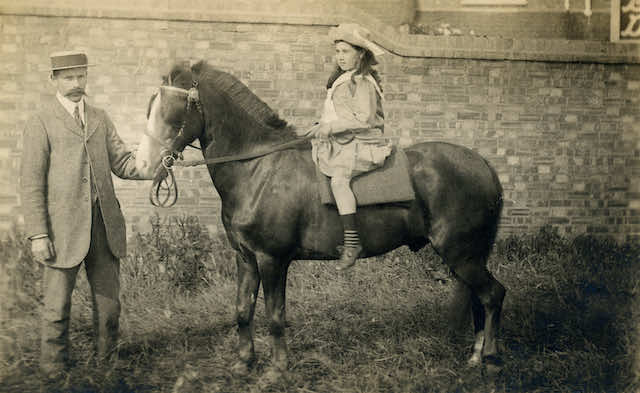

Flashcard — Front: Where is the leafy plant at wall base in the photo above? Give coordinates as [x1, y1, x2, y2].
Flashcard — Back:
[125, 213, 235, 293]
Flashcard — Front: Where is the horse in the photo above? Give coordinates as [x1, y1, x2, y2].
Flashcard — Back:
[135, 61, 506, 378]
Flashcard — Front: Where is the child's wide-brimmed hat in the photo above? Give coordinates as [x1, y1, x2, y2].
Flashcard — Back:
[328, 23, 385, 58]
[48, 51, 95, 71]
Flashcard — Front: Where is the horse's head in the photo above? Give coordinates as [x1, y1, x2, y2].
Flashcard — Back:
[135, 84, 203, 178]
[136, 60, 299, 180]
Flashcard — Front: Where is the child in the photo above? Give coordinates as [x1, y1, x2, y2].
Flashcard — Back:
[309, 24, 392, 270]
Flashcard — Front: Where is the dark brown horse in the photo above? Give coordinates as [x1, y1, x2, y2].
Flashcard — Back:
[136, 61, 505, 378]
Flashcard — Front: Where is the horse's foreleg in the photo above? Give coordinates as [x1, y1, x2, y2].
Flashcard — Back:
[233, 252, 260, 375]
[257, 252, 289, 373]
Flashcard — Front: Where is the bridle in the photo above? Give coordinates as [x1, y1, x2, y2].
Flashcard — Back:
[149, 81, 204, 207]
[152, 82, 203, 153]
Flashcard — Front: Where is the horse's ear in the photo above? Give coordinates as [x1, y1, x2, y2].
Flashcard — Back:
[191, 60, 205, 75]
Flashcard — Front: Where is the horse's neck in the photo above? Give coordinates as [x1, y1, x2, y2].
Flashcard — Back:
[199, 129, 302, 204]
[198, 130, 256, 198]
[204, 151, 264, 205]
[198, 94, 299, 198]
[205, 110, 295, 158]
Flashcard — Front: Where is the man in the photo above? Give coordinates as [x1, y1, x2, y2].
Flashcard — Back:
[20, 51, 152, 379]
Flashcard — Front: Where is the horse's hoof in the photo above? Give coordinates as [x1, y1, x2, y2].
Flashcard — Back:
[483, 355, 504, 376]
[230, 360, 252, 377]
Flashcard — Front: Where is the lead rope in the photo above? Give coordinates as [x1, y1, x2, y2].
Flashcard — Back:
[149, 153, 180, 207]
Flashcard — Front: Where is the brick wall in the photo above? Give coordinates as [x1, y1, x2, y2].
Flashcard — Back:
[1, 13, 639, 242]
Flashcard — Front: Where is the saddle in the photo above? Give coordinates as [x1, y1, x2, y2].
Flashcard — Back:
[317, 146, 415, 206]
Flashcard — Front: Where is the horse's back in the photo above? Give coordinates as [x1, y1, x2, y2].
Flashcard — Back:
[405, 142, 503, 263]
[405, 141, 502, 196]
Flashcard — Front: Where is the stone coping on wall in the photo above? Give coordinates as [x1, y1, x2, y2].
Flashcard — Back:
[1, 2, 639, 64]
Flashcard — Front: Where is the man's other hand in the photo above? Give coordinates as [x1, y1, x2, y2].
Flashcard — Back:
[31, 237, 56, 263]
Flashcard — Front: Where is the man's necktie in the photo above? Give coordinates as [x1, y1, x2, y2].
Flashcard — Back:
[74, 104, 97, 201]
[73, 105, 84, 130]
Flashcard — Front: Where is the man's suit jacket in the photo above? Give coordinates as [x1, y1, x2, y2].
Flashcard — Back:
[20, 98, 149, 268]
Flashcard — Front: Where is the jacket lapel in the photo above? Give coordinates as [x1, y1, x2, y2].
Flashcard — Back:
[53, 99, 84, 137]
[84, 104, 102, 140]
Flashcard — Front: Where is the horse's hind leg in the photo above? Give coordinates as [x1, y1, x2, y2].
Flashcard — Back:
[232, 252, 260, 375]
[450, 276, 486, 365]
[451, 262, 505, 367]
[448, 279, 471, 335]
[467, 284, 487, 365]
[469, 291, 486, 364]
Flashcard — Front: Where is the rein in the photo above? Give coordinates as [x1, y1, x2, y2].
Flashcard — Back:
[150, 134, 313, 208]
[172, 135, 313, 167]
[171, 130, 404, 168]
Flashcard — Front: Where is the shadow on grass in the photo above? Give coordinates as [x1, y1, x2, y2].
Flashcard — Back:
[492, 229, 639, 392]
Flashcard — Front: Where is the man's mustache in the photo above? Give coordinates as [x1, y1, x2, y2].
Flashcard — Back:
[65, 88, 85, 97]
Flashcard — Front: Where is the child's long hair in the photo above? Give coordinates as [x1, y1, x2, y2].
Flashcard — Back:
[326, 42, 382, 93]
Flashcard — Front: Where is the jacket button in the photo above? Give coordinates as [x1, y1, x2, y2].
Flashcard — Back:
[82, 177, 88, 183]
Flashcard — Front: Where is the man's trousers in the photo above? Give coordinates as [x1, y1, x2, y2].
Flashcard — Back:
[40, 203, 120, 374]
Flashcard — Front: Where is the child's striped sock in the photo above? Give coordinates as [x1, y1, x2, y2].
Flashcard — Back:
[344, 229, 360, 249]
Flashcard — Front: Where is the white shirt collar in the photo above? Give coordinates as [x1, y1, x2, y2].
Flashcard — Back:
[56, 92, 85, 123]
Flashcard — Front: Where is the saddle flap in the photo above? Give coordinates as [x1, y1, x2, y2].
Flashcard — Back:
[317, 146, 415, 206]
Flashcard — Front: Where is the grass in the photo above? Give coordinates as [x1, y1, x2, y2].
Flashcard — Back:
[1, 219, 639, 392]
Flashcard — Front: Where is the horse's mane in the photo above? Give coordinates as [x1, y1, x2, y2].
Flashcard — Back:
[163, 60, 311, 154]
[165, 60, 290, 131]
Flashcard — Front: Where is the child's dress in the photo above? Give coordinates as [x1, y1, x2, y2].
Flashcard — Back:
[312, 70, 392, 179]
